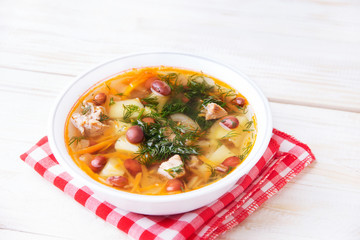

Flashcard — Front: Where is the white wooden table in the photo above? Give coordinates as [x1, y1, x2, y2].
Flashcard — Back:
[1, 0, 359, 239]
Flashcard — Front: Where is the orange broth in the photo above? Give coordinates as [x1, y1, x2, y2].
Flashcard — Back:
[65, 66, 256, 195]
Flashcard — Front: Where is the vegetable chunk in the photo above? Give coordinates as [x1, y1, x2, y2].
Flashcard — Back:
[100, 158, 124, 178]
[115, 135, 139, 153]
[108, 98, 144, 119]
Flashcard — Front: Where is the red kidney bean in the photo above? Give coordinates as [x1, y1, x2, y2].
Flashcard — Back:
[126, 126, 144, 144]
[232, 97, 246, 107]
[107, 176, 128, 188]
[145, 76, 159, 89]
[151, 80, 171, 96]
[89, 156, 107, 173]
[166, 179, 184, 192]
[124, 158, 142, 177]
[93, 92, 107, 105]
[220, 116, 239, 129]
[222, 156, 240, 168]
[142, 117, 155, 124]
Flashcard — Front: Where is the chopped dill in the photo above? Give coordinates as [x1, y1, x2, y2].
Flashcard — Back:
[202, 96, 225, 108]
[164, 164, 184, 178]
[244, 120, 253, 129]
[217, 130, 240, 148]
[116, 93, 124, 96]
[133, 119, 200, 165]
[159, 73, 178, 83]
[226, 166, 234, 174]
[243, 129, 254, 132]
[194, 116, 215, 131]
[159, 73, 185, 94]
[237, 105, 248, 114]
[167, 119, 199, 144]
[216, 84, 236, 100]
[161, 99, 187, 117]
[220, 130, 240, 139]
[68, 136, 86, 146]
[81, 105, 91, 115]
[186, 76, 214, 98]
[205, 163, 216, 178]
[123, 104, 140, 122]
[136, 108, 145, 120]
[99, 112, 109, 122]
[142, 95, 159, 110]
[109, 97, 115, 106]
[238, 141, 253, 160]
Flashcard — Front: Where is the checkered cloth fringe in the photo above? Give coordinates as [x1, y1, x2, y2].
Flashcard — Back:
[20, 129, 315, 240]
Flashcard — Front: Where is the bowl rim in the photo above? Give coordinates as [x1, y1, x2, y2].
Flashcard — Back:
[48, 51, 273, 203]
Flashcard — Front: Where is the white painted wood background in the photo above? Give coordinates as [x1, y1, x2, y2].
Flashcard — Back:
[1, 0, 359, 239]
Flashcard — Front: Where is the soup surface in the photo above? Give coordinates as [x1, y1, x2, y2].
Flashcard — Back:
[65, 67, 256, 195]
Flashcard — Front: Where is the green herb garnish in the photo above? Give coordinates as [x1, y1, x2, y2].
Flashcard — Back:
[202, 96, 225, 108]
[220, 130, 240, 140]
[159, 73, 184, 94]
[186, 75, 214, 98]
[134, 119, 200, 165]
[137, 108, 145, 120]
[164, 164, 184, 178]
[123, 104, 140, 122]
[109, 97, 115, 106]
[142, 95, 159, 110]
[242, 129, 254, 132]
[161, 99, 187, 117]
[81, 105, 91, 115]
[226, 166, 234, 174]
[68, 136, 86, 146]
[238, 141, 253, 160]
[244, 120, 253, 129]
[99, 112, 109, 122]
[237, 105, 248, 114]
[205, 163, 216, 178]
[216, 84, 236, 100]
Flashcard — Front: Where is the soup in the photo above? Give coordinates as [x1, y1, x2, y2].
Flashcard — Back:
[65, 67, 256, 195]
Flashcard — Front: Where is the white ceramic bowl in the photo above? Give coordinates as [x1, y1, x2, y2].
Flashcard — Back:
[48, 52, 272, 215]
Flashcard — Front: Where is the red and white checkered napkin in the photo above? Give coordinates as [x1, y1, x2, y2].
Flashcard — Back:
[20, 129, 315, 240]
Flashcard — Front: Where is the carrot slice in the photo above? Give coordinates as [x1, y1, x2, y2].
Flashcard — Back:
[75, 136, 118, 155]
[198, 155, 216, 167]
[131, 172, 142, 193]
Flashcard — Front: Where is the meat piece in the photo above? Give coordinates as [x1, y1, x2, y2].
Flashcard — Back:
[205, 103, 228, 120]
[71, 102, 107, 137]
[158, 155, 185, 179]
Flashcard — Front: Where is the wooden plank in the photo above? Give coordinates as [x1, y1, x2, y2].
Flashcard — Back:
[0, 72, 359, 239]
[0, 0, 359, 112]
[0, 229, 68, 240]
